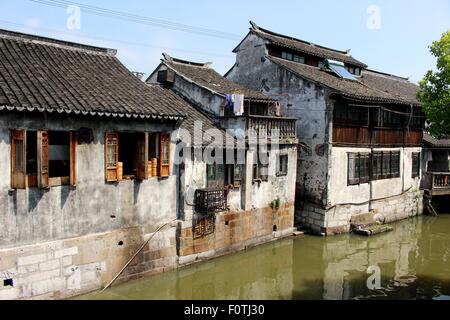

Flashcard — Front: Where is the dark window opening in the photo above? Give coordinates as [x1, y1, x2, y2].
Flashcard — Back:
[253, 148, 269, 182]
[118, 132, 139, 177]
[273, 225, 278, 232]
[281, 51, 305, 64]
[149, 132, 160, 176]
[412, 152, 420, 178]
[333, 101, 369, 126]
[277, 154, 288, 176]
[48, 131, 70, 179]
[26, 131, 37, 175]
[207, 162, 225, 189]
[3, 279, 13, 287]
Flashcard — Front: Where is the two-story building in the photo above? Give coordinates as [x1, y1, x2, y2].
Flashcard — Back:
[226, 22, 425, 235]
[147, 54, 298, 265]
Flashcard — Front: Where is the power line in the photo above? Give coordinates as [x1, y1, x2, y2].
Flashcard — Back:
[0, 20, 235, 60]
[28, 0, 242, 41]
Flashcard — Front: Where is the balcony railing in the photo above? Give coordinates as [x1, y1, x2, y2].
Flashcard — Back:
[247, 116, 297, 140]
[333, 126, 423, 147]
[194, 188, 227, 215]
[424, 172, 450, 195]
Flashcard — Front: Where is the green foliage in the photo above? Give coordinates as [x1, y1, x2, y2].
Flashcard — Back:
[417, 30, 450, 137]
[270, 198, 281, 210]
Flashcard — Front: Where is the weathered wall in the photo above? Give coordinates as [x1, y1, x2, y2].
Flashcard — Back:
[299, 146, 424, 235]
[178, 203, 294, 267]
[227, 34, 331, 209]
[148, 65, 225, 117]
[0, 224, 177, 300]
[328, 147, 422, 205]
[0, 111, 178, 249]
[245, 146, 298, 210]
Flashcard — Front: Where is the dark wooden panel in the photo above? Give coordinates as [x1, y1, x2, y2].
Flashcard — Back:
[332, 127, 370, 145]
[333, 126, 423, 147]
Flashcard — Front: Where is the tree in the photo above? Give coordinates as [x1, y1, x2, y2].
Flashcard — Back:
[417, 30, 450, 137]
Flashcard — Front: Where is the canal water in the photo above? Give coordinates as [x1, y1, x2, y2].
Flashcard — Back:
[78, 215, 450, 300]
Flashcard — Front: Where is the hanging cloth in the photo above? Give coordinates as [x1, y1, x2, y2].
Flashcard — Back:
[226, 94, 233, 113]
[233, 94, 245, 116]
[275, 102, 281, 117]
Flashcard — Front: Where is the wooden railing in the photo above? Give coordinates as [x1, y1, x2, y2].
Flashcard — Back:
[333, 126, 423, 147]
[194, 188, 227, 214]
[246, 116, 297, 140]
[424, 172, 450, 195]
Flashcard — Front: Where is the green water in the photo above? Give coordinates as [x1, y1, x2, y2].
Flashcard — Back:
[78, 215, 450, 300]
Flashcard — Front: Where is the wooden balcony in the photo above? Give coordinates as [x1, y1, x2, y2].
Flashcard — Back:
[219, 116, 297, 144]
[424, 172, 450, 196]
[247, 116, 297, 141]
[333, 126, 423, 147]
[194, 188, 227, 214]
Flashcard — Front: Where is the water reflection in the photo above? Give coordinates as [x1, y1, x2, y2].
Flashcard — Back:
[79, 216, 450, 300]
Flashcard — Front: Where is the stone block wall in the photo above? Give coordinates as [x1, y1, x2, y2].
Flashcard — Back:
[178, 203, 295, 266]
[298, 190, 423, 236]
[0, 225, 178, 300]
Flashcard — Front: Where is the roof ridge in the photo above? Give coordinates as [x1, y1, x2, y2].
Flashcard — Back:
[0, 28, 116, 56]
[250, 21, 351, 56]
[162, 53, 211, 68]
[364, 68, 411, 82]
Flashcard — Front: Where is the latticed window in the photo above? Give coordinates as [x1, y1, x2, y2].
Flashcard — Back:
[348, 153, 370, 185]
[412, 152, 420, 178]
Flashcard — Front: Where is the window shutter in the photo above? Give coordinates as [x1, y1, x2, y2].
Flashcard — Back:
[37, 130, 49, 189]
[105, 133, 119, 182]
[11, 129, 26, 189]
[70, 131, 77, 186]
[136, 132, 149, 180]
[159, 133, 170, 177]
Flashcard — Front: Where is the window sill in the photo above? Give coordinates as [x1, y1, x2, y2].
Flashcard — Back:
[49, 176, 70, 187]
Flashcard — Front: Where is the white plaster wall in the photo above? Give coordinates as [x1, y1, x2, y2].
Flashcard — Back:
[0, 112, 178, 249]
[246, 146, 297, 210]
[328, 146, 422, 207]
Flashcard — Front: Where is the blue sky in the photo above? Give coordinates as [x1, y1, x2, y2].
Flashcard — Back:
[0, 0, 449, 83]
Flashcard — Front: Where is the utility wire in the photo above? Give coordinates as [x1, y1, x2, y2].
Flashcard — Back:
[0, 20, 235, 60]
[28, 0, 242, 41]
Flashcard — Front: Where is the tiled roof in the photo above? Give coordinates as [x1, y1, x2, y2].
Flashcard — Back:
[361, 70, 419, 105]
[424, 133, 450, 148]
[244, 21, 367, 68]
[0, 29, 186, 120]
[158, 55, 275, 102]
[267, 56, 420, 106]
[147, 84, 236, 147]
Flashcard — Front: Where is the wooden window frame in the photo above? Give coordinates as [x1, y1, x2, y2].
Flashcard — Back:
[277, 154, 288, 176]
[105, 133, 119, 182]
[348, 152, 371, 186]
[12, 129, 76, 189]
[159, 133, 171, 177]
[11, 129, 26, 189]
[412, 152, 420, 178]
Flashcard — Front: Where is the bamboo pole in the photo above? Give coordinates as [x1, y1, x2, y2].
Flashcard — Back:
[101, 218, 179, 292]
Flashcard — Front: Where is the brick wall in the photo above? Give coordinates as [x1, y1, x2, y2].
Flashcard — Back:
[178, 203, 295, 266]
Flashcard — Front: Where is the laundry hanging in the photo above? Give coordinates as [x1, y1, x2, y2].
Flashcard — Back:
[232, 94, 245, 116]
[225, 94, 233, 113]
[275, 102, 281, 117]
